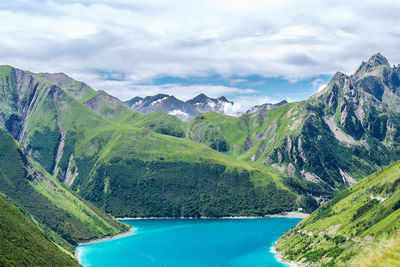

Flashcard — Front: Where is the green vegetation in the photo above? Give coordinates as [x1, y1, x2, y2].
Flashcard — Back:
[0, 54, 400, 264]
[122, 111, 187, 138]
[67, 124, 296, 216]
[0, 195, 80, 266]
[28, 126, 60, 172]
[84, 159, 296, 217]
[276, 161, 400, 266]
[0, 65, 299, 217]
[0, 126, 129, 255]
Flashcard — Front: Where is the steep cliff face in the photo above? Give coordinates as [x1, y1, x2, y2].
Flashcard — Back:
[184, 54, 400, 207]
[266, 53, 400, 200]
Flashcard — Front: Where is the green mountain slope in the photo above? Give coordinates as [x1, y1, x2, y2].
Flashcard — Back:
[77, 127, 296, 217]
[2, 53, 397, 219]
[0, 126, 129, 254]
[184, 53, 400, 207]
[275, 160, 400, 266]
[348, 231, 400, 266]
[0, 195, 80, 266]
[0, 65, 298, 217]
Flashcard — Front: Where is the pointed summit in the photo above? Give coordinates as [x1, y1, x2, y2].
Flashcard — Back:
[367, 52, 390, 67]
[353, 53, 390, 78]
[187, 93, 209, 103]
[217, 96, 231, 103]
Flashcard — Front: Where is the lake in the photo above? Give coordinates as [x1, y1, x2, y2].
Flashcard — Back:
[77, 217, 301, 267]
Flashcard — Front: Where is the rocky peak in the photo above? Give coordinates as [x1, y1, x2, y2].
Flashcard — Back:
[330, 71, 349, 85]
[367, 52, 390, 67]
[187, 94, 232, 105]
[147, 94, 170, 101]
[217, 96, 232, 104]
[353, 53, 390, 79]
[188, 93, 208, 103]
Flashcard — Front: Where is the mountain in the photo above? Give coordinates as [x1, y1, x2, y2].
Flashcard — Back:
[124, 93, 235, 121]
[124, 94, 199, 121]
[275, 160, 400, 266]
[185, 53, 400, 208]
[125, 93, 288, 120]
[0, 126, 129, 255]
[186, 93, 233, 114]
[0, 195, 80, 266]
[245, 100, 288, 114]
[0, 65, 298, 218]
[0, 52, 397, 222]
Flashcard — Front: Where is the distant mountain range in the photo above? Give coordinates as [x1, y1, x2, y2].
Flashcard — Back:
[124, 93, 287, 121]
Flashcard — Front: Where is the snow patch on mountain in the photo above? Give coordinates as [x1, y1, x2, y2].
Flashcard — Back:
[168, 109, 190, 121]
[124, 93, 287, 120]
[151, 96, 169, 106]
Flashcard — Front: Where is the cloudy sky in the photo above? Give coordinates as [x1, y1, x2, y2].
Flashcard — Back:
[1, 0, 400, 111]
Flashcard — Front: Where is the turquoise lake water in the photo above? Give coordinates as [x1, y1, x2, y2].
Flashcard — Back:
[77, 218, 301, 267]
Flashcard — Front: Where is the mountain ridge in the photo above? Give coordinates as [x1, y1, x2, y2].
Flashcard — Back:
[0, 64, 299, 219]
[1, 53, 398, 212]
[0, 52, 398, 217]
[124, 93, 287, 120]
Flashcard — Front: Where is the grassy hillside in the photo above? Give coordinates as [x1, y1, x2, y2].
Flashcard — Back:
[182, 55, 400, 209]
[0, 65, 299, 218]
[348, 232, 400, 266]
[121, 111, 188, 138]
[0, 53, 396, 218]
[0, 126, 129, 254]
[67, 122, 297, 217]
[275, 160, 400, 266]
[34, 58, 398, 212]
[0, 195, 80, 266]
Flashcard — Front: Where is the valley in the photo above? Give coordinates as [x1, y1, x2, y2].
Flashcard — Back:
[1, 53, 400, 265]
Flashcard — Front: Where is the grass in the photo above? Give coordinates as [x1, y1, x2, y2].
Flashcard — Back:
[0, 195, 80, 266]
[276, 161, 400, 266]
[0, 126, 129, 254]
[10, 69, 298, 217]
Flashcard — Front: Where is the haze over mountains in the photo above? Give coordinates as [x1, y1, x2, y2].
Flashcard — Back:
[124, 93, 287, 121]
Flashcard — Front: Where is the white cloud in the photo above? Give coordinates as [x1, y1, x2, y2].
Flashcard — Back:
[0, 0, 400, 99]
[312, 78, 328, 92]
[317, 84, 328, 92]
[222, 95, 281, 116]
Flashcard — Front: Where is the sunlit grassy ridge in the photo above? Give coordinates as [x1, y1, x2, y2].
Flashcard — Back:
[276, 161, 400, 266]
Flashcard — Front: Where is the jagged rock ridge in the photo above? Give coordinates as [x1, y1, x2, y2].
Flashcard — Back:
[125, 93, 286, 121]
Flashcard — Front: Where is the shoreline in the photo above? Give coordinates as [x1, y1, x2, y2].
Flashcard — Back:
[116, 211, 309, 220]
[74, 213, 307, 264]
[74, 227, 136, 262]
[271, 245, 304, 267]
[77, 227, 136, 246]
